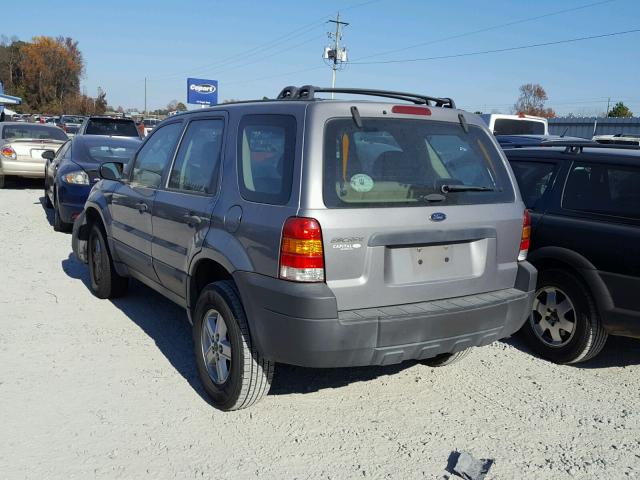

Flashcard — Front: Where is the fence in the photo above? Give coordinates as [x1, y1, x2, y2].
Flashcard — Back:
[548, 117, 640, 139]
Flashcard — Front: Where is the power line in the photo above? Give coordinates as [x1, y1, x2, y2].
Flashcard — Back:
[348, 28, 640, 65]
[352, 0, 617, 62]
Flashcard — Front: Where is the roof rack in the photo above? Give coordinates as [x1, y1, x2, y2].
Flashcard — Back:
[276, 85, 456, 108]
[500, 138, 640, 152]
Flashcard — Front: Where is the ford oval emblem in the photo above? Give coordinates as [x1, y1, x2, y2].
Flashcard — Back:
[430, 212, 447, 222]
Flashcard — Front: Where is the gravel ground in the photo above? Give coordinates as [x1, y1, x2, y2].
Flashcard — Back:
[1, 179, 639, 480]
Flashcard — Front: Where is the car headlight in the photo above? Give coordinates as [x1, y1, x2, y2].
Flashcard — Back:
[63, 170, 90, 185]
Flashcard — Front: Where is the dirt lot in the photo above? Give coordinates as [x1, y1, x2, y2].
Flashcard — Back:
[0, 179, 638, 480]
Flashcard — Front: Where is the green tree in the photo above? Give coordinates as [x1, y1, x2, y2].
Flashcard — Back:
[607, 101, 633, 118]
[175, 102, 187, 111]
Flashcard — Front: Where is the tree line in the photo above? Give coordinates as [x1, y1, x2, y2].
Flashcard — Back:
[0, 35, 106, 115]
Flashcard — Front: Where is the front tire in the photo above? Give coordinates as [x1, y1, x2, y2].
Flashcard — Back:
[193, 281, 274, 411]
[87, 223, 128, 299]
[53, 190, 72, 232]
[521, 269, 607, 364]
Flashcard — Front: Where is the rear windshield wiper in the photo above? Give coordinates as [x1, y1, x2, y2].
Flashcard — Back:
[441, 184, 495, 193]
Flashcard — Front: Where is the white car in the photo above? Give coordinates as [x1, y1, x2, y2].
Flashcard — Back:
[592, 134, 640, 146]
[481, 113, 548, 136]
[142, 118, 159, 136]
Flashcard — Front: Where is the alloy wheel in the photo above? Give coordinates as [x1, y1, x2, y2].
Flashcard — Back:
[530, 287, 577, 347]
[200, 309, 232, 384]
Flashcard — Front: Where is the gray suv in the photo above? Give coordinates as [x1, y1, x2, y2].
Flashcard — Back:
[72, 86, 536, 410]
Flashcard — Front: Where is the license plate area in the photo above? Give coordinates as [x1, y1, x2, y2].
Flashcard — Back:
[30, 149, 46, 159]
[384, 239, 488, 285]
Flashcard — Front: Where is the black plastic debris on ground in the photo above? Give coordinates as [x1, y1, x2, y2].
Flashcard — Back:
[445, 451, 494, 480]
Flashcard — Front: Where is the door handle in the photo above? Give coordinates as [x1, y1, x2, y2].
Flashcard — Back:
[136, 202, 148, 213]
[184, 213, 201, 228]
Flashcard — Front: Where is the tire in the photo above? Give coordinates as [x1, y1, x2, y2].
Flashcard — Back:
[520, 269, 607, 364]
[422, 348, 471, 367]
[87, 223, 128, 299]
[53, 190, 72, 232]
[193, 281, 274, 411]
[0, 175, 4, 189]
[44, 189, 53, 208]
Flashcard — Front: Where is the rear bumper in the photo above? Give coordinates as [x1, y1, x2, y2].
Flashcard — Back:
[0, 158, 45, 178]
[234, 261, 537, 368]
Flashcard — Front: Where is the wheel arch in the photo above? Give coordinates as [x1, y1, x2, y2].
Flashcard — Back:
[528, 246, 614, 316]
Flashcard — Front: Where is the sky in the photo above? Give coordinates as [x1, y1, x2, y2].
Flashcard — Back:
[4, 0, 640, 115]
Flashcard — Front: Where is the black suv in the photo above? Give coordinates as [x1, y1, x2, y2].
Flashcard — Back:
[503, 140, 639, 363]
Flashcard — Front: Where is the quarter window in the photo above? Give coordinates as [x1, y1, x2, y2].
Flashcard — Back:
[169, 119, 224, 194]
[563, 162, 640, 219]
[238, 114, 296, 204]
[131, 122, 183, 188]
[509, 161, 557, 210]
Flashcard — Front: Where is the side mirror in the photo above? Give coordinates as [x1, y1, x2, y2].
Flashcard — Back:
[42, 150, 56, 161]
[99, 161, 124, 181]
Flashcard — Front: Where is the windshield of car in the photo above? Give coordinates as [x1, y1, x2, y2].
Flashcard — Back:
[2, 124, 68, 141]
[323, 118, 513, 208]
[85, 118, 139, 137]
[493, 119, 545, 135]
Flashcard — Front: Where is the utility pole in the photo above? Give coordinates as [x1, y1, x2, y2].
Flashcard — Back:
[606, 97, 610, 116]
[144, 77, 147, 116]
[325, 13, 349, 99]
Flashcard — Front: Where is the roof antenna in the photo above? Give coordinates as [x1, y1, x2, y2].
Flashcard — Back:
[560, 127, 569, 138]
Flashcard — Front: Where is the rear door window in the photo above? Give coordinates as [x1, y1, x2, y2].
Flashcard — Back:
[323, 118, 514, 208]
[237, 114, 296, 204]
[509, 160, 558, 210]
[168, 119, 224, 194]
[563, 162, 640, 220]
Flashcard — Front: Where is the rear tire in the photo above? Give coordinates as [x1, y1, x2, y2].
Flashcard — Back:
[44, 189, 53, 208]
[87, 223, 128, 299]
[422, 348, 471, 367]
[193, 281, 274, 411]
[520, 269, 607, 364]
[0, 175, 4, 189]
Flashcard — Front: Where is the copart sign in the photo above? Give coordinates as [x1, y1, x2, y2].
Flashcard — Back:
[187, 78, 218, 106]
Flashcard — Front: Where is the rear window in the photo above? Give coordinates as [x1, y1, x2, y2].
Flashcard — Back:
[61, 116, 84, 124]
[83, 142, 138, 164]
[493, 119, 545, 135]
[323, 118, 514, 208]
[85, 118, 139, 137]
[2, 124, 68, 141]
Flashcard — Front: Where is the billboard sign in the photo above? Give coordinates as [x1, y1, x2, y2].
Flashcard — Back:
[187, 78, 218, 106]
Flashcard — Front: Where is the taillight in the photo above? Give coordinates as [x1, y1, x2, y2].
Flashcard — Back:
[279, 217, 325, 282]
[518, 209, 531, 261]
[1, 146, 16, 159]
[61, 124, 68, 132]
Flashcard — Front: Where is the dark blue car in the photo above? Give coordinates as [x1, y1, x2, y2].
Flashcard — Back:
[44, 135, 141, 231]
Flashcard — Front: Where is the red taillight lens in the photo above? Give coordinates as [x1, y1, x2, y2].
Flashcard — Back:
[279, 217, 325, 282]
[1, 146, 16, 159]
[391, 105, 431, 116]
[61, 124, 68, 132]
[518, 209, 531, 261]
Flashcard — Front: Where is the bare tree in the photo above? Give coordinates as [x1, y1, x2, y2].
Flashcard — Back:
[513, 83, 556, 118]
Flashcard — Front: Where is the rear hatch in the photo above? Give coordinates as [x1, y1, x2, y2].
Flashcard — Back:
[301, 106, 524, 311]
[2, 124, 67, 161]
[10, 138, 65, 161]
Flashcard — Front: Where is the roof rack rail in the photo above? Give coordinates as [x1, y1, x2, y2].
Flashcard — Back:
[276, 85, 456, 108]
[500, 138, 640, 152]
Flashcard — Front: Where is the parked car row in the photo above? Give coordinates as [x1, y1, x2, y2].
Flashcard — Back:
[7, 86, 637, 412]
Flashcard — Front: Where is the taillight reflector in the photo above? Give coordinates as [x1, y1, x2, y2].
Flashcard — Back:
[391, 105, 431, 116]
[518, 209, 531, 261]
[279, 217, 325, 282]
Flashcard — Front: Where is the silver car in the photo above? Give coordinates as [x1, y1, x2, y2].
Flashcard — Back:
[72, 85, 537, 410]
[0, 122, 68, 188]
